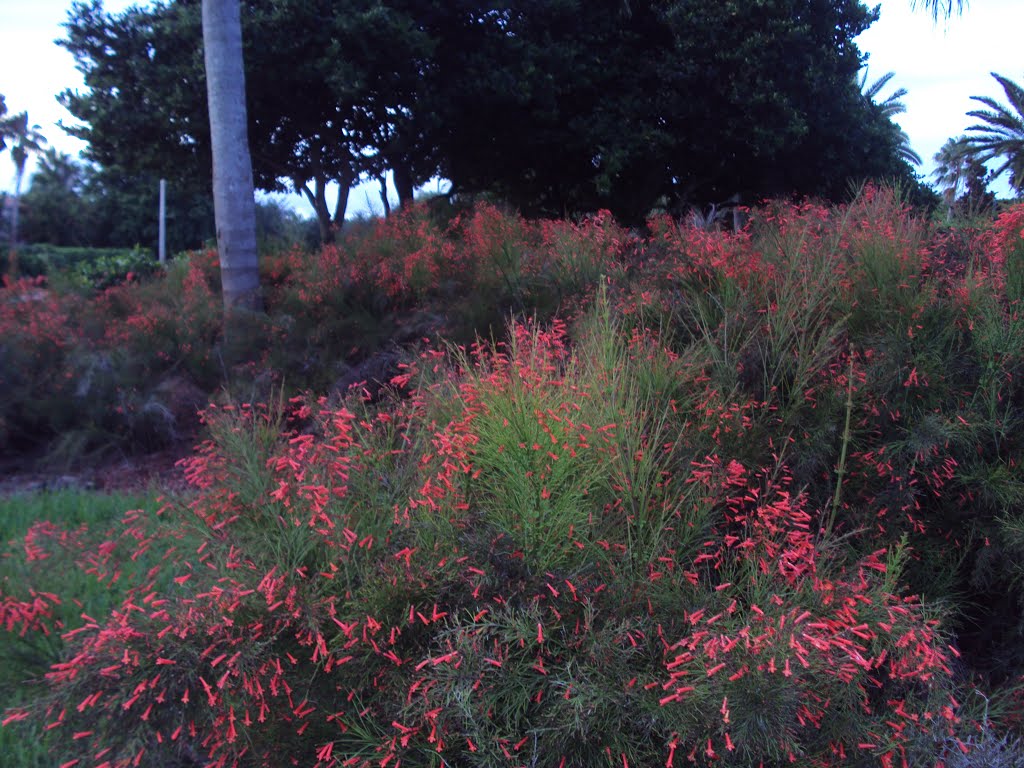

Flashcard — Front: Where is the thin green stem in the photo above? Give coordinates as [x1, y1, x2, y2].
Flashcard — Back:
[825, 350, 854, 541]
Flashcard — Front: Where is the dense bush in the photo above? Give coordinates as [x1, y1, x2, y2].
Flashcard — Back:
[2, 245, 159, 288]
[2, 191, 1024, 767]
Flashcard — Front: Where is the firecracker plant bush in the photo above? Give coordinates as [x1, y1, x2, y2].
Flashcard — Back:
[3, 187, 1024, 766]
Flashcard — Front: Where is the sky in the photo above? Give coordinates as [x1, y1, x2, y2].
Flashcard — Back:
[0, 0, 1022, 218]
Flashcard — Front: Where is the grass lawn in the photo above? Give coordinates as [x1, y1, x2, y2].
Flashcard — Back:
[0, 489, 193, 767]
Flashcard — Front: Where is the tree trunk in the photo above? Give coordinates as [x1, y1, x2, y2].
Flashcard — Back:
[298, 180, 334, 245]
[314, 201, 333, 244]
[7, 164, 24, 275]
[393, 160, 415, 207]
[377, 174, 391, 218]
[9, 193, 19, 249]
[333, 172, 352, 231]
[202, 0, 261, 314]
[299, 168, 352, 244]
[299, 179, 333, 245]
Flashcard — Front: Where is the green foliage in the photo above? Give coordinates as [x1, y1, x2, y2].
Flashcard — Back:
[968, 73, 1024, 195]
[434, 0, 927, 219]
[16, 152, 216, 254]
[59, 0, 925, 227]
[0, 490, 179, 767]
[15, 149, 88, 247]
[933, 136, 999, 221]
[6, 192, 1024, 768]
[78, 165, 216, 254]
[59, 0, 434, 241]
[254, 198, 318, 254]
[1, 244, 159, 288]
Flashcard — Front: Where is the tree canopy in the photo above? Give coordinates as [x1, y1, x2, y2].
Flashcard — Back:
[428, 0, 924, 218]
[59, 0, 924, 227]
[19, 159, 216, 251]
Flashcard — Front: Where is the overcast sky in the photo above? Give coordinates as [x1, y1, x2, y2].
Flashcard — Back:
[1, 0, 1022, 216]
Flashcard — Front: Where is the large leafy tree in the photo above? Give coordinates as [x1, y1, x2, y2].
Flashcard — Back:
[60, 0, 437, 243]
[428, 0, 920, 219]
[60, 2, 210, 196]
[967, 72, 1024, 195]
[80, 165, 216, 251]
[61, 0, 920, 226]
[22, 162, 216, 251]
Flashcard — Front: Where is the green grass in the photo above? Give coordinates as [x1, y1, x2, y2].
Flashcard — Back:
[0, 489, 190, 768]
[0, 489, 157, 542]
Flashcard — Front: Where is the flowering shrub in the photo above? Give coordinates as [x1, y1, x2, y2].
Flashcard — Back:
[93, 251, 223, 387]
[0, 276, 82, 449]
[2, 308, 972, 768]
[4, 190, 1024, 766]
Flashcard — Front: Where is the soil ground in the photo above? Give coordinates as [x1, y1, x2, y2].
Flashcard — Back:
[0, 444, 194, 496]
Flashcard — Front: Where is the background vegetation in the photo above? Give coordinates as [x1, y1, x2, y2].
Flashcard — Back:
[1, 189, 1024, 767]
[4, 1, 1024, 766]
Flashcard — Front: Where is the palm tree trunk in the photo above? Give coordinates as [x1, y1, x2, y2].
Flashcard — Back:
[8, 165, 24, 275]
[10, 190, 19, 248]
[202, 0, 261, 314]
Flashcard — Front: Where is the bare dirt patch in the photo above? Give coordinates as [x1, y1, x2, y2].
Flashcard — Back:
[0, 445, 195, 496]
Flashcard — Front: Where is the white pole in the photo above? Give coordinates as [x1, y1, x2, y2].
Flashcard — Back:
[158, 179, 167, 264]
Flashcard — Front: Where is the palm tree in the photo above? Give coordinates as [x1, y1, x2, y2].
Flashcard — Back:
[1, 111, 48, 249]
[966, 72, 1024, 195]
[932, 136, 974, 200]
[202, 0, 262, 314]
[911, 0, 968, 21]
[859, 68, 922, 166]
[31, 148, 82, 192]
[0, 94, 9, 150]
[931, 136, 982, 219]
[19, 149, 88, 245]
[859, 70, 908, 120]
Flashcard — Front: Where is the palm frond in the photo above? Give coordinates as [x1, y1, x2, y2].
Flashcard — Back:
[967, 107, 1024, 133]
[860, 70, 895, 101]
[966, 72, 1024, 193]
[910, 0, 969, 22]
[899, 146, 923, 166]
[858, 68, 910, 120]
[992, 72, 1024, 116]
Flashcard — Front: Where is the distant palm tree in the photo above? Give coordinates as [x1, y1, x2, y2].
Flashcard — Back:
[967, 72, 1024, 194]
[0, 94, 9, 150]
[911, 0, 968, 21]
[31, 148, 82, 192]
[1, 111, 47, 249]
[932, 136, 974, 202]
[859, 68, 922, 166]
[20, 149, 87, 246]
